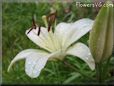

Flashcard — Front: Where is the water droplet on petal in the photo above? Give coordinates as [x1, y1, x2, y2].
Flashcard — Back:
[86, 57, 89, 60]
[88, 53, 91, 56]
[33, 70, 38, 75]
[28, 62, 32, 65]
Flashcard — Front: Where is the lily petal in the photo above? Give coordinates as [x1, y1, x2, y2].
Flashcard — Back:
[54, 18, 94, 48]
[66, 42, 95, 70]
[67, 18, 94, 47]
[8, 49, 63, 78]
[25, 50, 65, 78]
[7, 49, 48, 72]
[54, 22, 72, 48]
[25, 53, 49, 78]
[26, 27, 55, 52]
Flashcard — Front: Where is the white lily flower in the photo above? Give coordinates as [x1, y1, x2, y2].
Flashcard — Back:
[8, 18, 95, 78]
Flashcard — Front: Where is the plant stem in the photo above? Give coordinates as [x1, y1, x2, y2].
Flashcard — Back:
[95, 57, 112, 83]
[95, 62, 102, 83]
[102, 57, 111, 80]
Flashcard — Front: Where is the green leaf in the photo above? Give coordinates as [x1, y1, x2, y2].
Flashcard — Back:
[63, 72, 80, 84]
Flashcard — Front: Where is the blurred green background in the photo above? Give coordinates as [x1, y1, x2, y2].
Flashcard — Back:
[2, 1, 114, 85]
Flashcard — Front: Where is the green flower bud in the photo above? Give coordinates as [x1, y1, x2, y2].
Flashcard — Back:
[89, 1, 114, 63]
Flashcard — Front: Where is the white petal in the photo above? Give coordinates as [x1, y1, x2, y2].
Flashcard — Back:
[7, 49, 48, 72]
[26, 27, 55, 52]
[25, 50, 61, 78]
[66, 42, 95, 70]
[54, 23, 72, 37]
[54, 19, 94, 48]
[8, 49, 62, 78]
[67, 18, 94, 46]
[54, 22, 72, 47]
[25, 53, 49, 78]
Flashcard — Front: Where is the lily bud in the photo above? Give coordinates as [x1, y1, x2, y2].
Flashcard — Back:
[89, 1, 114, 63]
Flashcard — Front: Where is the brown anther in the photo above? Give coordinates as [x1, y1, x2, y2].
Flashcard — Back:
[47, 11, 57, 24]
[38, 26, 41, 36]
[27, 28, 33, 34]
[47, 11, 57, 32]
[48, 23, 51, 32]
[27, 15, 37, 34]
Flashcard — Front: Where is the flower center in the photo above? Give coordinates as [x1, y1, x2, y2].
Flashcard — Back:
[28, 11, 57, 36]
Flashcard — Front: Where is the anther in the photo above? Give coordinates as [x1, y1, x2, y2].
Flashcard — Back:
[27, 15, 37, 34]
[47, 11, 57, 32]
[37, 26, 41, 36]
[47, 12, 56, 24]
[27, 28, 33, 34]
[48, 23, 51, 32]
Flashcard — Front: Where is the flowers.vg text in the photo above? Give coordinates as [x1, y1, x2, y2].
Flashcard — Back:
[76, 2, 114, 8]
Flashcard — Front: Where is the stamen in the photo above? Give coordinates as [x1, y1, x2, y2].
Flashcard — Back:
[42, 15, 48, 28]
[47, 12, 56, 24]
[48, 23, 51, 32]
[27, 15, 37, 34]
[27, 28, 33, 34]
[32, 15, 37, 29]
[38, 26, 41, 36]
[47, 11, 57, 32]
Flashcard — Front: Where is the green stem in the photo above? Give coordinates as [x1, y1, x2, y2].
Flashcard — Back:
[95, 62, 102, 83]
[102, 57, 111, 81]
[95, 57, 111, 83]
